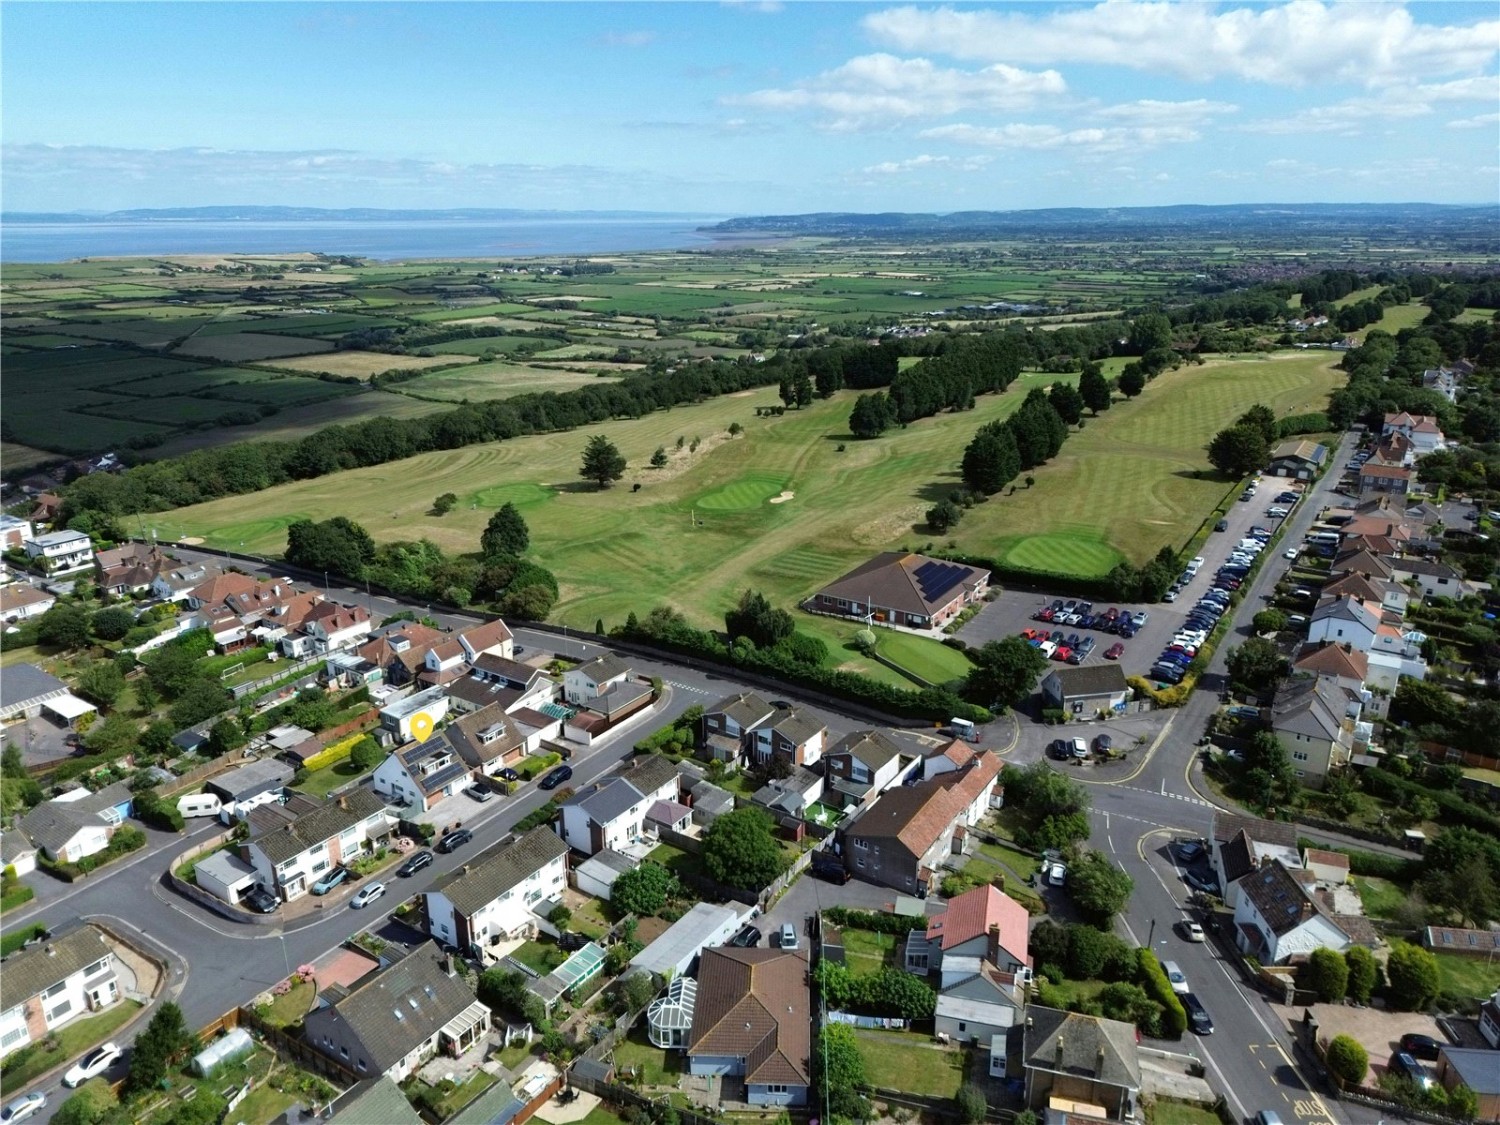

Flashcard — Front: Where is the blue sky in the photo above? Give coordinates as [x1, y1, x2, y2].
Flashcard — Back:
[3, 1, 1496, 213]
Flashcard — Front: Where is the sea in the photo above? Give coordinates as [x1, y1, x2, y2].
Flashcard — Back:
[0, 216, 738, 263]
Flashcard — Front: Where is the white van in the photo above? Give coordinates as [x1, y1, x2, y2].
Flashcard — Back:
[176, 793, 223, 819]
[1307, 531, 1340, 545]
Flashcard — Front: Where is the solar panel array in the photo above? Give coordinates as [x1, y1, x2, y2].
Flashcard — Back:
[912, 560, 970, 605]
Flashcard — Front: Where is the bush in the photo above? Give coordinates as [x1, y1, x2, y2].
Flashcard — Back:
[1137, 948, 1187, 1037]
[1303, 948, 1349, 1003]
[1326, 1034, 1368, 1086]
[1386, 943, 1441, 1011]
[1345, 946, 1378, 1004]
[514, 801, 560, 833]
[822, 908, 925, 935]
[955, 1084, 987, 1125]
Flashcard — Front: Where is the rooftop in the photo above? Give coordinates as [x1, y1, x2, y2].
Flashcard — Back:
[429, 827, 569, 916]
[631, 902, 744, 976]
[816, 551, 988, 617]
[0, 925, 113, 1007]
[1023, 1006, 1141, 1089]
[251, 789, 388, 866]
[688, 947, 811, 1088]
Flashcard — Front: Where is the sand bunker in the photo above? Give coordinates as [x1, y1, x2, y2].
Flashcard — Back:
[769, 491, 795, 504]
[180, 537, 204, 545]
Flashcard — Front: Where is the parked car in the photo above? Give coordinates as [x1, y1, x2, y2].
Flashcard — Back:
[311, 866, 350, 896]
[811, 857, 851, 884]
[351, 882, 386, 908]
[1093, 734, 1112, 756]
[1132, 611, 1148, 627]
[1175, 841, 1205, 862]
[1038, 641, 1058, 659]
[244, 886, 279, 914]
[1182, 992, 1214, 1034]
[1179, 920, 1206, 942]
[497, 768, 521, 782]
[1163, 590, 1179, 602]
[730, 924, 762, 948]
[64, 1043, 122, 1088]
[1048, 739, 1070, 760]
[0, 1093, 47, 1123]
[1053, 645, 1072, 663]
[436, 828, 473, 853]
[1214, 519, 1229, 531]
[778, 922, 800, 951]
[1161, 958, 1190, 994]
[1254, 1113, 1285, 1125]
[1046, 861, 1067, 886]
[539, 765, 573, 790]
[1400, 1033, 1443, 1061]
[1105, 642, 1125, 660]
[1184, 871, 1220, 895]
[1266, 506, 1288, 518]
[398, 850, 435, 877]
[1389, 1051, 1435, 1090]
[465, 784, 495, 803]
[1069, 737, 1089, 760]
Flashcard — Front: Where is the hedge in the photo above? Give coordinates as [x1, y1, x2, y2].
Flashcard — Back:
[823, 907, 926, 935]
[514, 800, 561, 834]
[1360, 767, 1500, 837]
[1295, 838, 1421, 882]
[1137, 947, 1188, 1038]
[301, 731, 368, 773]
[0, 884, 35, 913]
[134, 791, 185, 833]
[0, 923, 46, 957]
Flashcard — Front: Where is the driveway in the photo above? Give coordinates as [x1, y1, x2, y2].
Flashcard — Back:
[755, 867, 928, 951]
[1297, 1002, 1447, 1086]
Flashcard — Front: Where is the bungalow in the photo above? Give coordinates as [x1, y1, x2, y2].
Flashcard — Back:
[808, 551, 989, 630]
[839, 751, 1002, 895]
[442, 704, 531, 777]
[0, 925, 120, 1059]
[448, 654, 556, 716]
[823, 730, 913, 807]
[1040, 663, 1131, 717]
[1022, 1007, 1141, 1121]
[905, 883, 1030, 979]
[1382, 412, 1445, 456]
[1210, 813, 1301, 910]
[425, 827, 569, 953]
[372, 739, 471, 812]
[245, 789, 391, 901]
[687, 947, 811, 1107]
[1269, 676, 1359, 787]
[701, 692, 776, 763]
[563, 654, 631, 706]
[203, 757, 295, 821]
[27, 493, 62, 526]
[750, 765, 825, 819]
[93, 542, 166, 595]
[327, 1077, 425, 1125]
[1267, 439, 1328, 480]
[1231, 860, 1351, 964]
[0, 663, 72, 722]
[304, 942, 490, 1084]
[747, 708, 827, 770]
[18, 782, 134, 863]
[0, 583, 54, 622]
[23, 529, 94, 573]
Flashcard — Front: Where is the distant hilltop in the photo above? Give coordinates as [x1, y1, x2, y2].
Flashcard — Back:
[1, 206, 727, 224]
[704, 202, 1500, 237]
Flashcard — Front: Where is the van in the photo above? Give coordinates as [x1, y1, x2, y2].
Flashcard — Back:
[1308, 531, 1340, 544]
[778, 923, 799, 951]
[176, 793, 223, 819]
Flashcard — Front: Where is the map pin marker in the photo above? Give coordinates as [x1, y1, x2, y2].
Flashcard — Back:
[411, 711, 434, 743]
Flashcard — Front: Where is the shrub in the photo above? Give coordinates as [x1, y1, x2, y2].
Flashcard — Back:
[1326, 1034, 1368, 1086]
[1303, 948, 1349, 1003]
[1345, 946, 1378, 1004]
[822, 908, 925, 935]
[1137, 948, 1187, 1037]
[955, 1084, 987, 1125]
[1386, 943, 1441, 1011]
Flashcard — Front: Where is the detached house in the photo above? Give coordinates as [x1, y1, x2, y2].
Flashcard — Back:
[1357, 463, 1413, 497]
[1210, 813, 1301, 910]
[557, 756, 680, 857]
[355, 622, 448, 686]
[0, 583, 55, 622]
[905, 884, 1030, 978]
[304, 943, 490, 1083]
[565, 654, 651, 720]
[151, 561, 222, 603]
[823, 730, 914, 807]
[246, 789, 391, 901]
[94, 542, 167, 595]
[747, 708, 827, 770]
[839, 751, 1001, 895]
[23, 529, 93, 573]
[1382, 412, 1445, 456]
[447, 655, 555, 716]
[808, 551, 989, 630]
[442, 704, 532, 777]
[1269, 676, 1361, 787]
[1231, 860, 1352, 964]
[425, 827, 569, 954]
[379, 686, 450, 743]
[372, 738, 471, 812]
[0, 925, 120, 1060]
[564, 654, 631, 705]
[702, 692, 776, 763]
[19, 782, 134, 863]
[1022, 1007, 1141, 1121]
[687, 947, 811, 1107]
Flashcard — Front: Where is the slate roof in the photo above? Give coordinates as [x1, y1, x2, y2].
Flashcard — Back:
[827, 730, 904, 772]
[1023, 1006, 1141, 1090]
[430, 826, 569, 917]
[20, 782, 133, 855]
[615, 754, 681, 797]
[1440, 1047, 1500, 1096]
[204, 757, 294, 802]
[446, 677, 522, 711]
[815, 551, 988, 617]
[0, 925, 112, 1006]
[1271, 677, 1349, 743]
[1044, 662, 1129, 698]
[0, 662, 68, 710]
[304, 943, 479, 1075]
[1241, 861, 1322, 936]
[0, 832, 36, 862]
[707, 691, 775, 730]
[251, 788, 387, 865]
[1390, 556, 1462, 580]
[845, 753, 1000, 858]
[762, 708, 825, 746]
[328, 1077, 425, 1125]
[688, 947, 811, 1087]
[576, 848, 635, 882]
[1211, 812, 1298, 849]
[924, 884, 1029, 964]
[472, 653, 539, 684]
[1320, 573, 1387, 603]
[563, 777, 646, 825]
[646, 799, 693, 826]
[574, 653, 630, 684]
[444, 705, 525, 767]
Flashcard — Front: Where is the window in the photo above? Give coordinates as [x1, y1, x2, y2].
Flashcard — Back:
[1292, 751, 1309, 762]
[856, 857, 865, 868]
[42, 981, 68, 1000]
[1, 1026, 27, 1050]
[340, 1047, 349, 1059]
[765, 1085, 788, 1095]
[853, 839, 867, 850]
[908, 953, 928, 969]
[958, 1022, 967, 1033]
[46, 998, 72, 1022]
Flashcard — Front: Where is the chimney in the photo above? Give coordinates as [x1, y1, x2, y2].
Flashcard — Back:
[1055, 1036, 1064, 1068]
[1096, 1045, 1106, 1073]
[337, 796, 348, 810]
[444, 952, 455, 977]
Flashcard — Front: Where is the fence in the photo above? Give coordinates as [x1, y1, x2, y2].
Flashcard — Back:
[237, 1004, 362, 1087]
[827, 1011, 907, 1030]
[568, 1070, 722, 1125]
[229, 654, 323, 700]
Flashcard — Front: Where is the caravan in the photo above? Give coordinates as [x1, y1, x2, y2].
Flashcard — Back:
[176, 793, 223, 819]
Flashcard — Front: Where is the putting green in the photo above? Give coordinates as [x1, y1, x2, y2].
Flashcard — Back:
[1002, 533, 1124, 579]
[694, 473, 789, 512]
[469, 482, 555, 509]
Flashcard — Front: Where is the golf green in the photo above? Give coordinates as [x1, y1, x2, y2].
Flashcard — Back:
[694, 473, 790, 512]
[1002, 533, 1124, 578]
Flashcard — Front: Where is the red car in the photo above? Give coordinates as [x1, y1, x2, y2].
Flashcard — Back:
[1053, 645, 1072, 662]
[1036, 608, 1055, 622]
[1020, 628, 1042, 641]
[1102, 607, 1120, 621]
[1105, 642, 1125, 659]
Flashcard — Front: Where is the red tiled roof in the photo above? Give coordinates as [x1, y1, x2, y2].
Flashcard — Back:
[925, 884, 1029, 964]
[688, 948, 810, 1087]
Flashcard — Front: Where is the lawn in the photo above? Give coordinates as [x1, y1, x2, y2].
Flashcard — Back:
[574, 1105, 632, 1125]
[612, 1028, 682, 1088]
[840, 929, 900, 976]
[511, 939, 567, 976]
[1148, 1101, 1223, 1125]
[569, 895, 618, 939]
[646, 842, 704, 880]
[295, 758, 375, 799]
[0, 999, 142, 1087]
[1432, 951, 1500, 999]
[870, 628, 974, 686]
[977, 841, 1040, 882]
[1351, 876, 1406, 920]
[257, 978, 316, 1028]
[853, 1029, 966, 1098]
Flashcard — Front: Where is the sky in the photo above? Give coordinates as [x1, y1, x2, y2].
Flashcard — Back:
[3, 1, 1497, 214]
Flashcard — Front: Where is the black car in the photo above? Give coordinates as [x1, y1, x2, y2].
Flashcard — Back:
[1214, 518, 1229, 531]
[1400, 1033, 1443, 1061]
[539, 765, 573, 791]
[1048, 739, 1070, 760]
[436, 828, 473, 853]
[243, 887, 279, 914]
[811, 857, 851, 884]
[398, 850, 435, 877]
[1182, 992, 1214, 1035]
[497, 768, 521, 782]
[729, 925, 762, 948]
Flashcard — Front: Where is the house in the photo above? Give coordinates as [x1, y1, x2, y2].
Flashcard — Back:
[839, 751, 1002, 895]
[448, 654, 556, 716]
[1331, 547, 1394, 582]
[1231, 860, 1351, 963]
[750, 765, 825, 819]
[245, 789, 392, 901]
[19, 782, 134, 863]
[747, 708, 827, 770]
[93, 542, 167, 595]
[1389, 556, 1470, 601]
[304, 942, 491, 1083]
[151, 561, 223, 603]
[1267, 439, 1329, 480]
[823, 730, 913, 808]
[0, 663, 74, 722]
[904, 884, 1030, 979]
[1435, 1047, 1500, 1120]
[186, 571, 261, 611]
[327, 1077, 425, 1125]
[372, 738, 471, 812]
[564, 653, 631, 706]
[1302, 848, 1350, 886]
[808, 551, 989, 630]
[284, 602, 372, 657]
[441, 704, 530, 777]
[1421, 367, 1461, 404]
[687, 947, 811, 1107]
[557, 779, 655, 857]
[454, 619, 514, 663]
[203, 758, 295, 821]
[0, 925, 120, 1059]
[1478, 988, 1500, 1049]
[1210, 813, 1301, 909]
[630, 902, 746, 979]
[1321, 571, 1404, 617]
[1269, 676, 1359, 787]
[1292, 642, 1369, 698]
[22, 529, 94, 572]
[355, 621, 448, 686]
[27, 493, 62, 526]
[1, 831, 38, 879]
[0, 514, 33, 552]
[922, 738, 982, 779]
[0, 583, 54, 621]
[1365, 647, 1429, 697]
[425, 827, 569, 954]
[1307, 594, 1380, 652]
[379, 686, 451, 742]
[1040, 663, 1131, 717]
[1382, 412, 1445, 456]
[1021, 1006, 1141, 1120]
[1357, 463, 1413, 497]
[701, 692, 776, 763]
[933, 962, 1027, 1049]
[194, 850, 261, 906]
[572, 848, 635, 900]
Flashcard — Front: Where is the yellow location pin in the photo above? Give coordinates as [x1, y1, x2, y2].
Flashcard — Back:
[411, 712, 435, 743]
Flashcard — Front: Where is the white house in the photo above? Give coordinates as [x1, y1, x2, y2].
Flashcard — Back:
[0, 926, 120, 1059]
[22, 530, 93, 572]
[0, 514, 33, 552]
[563, 653, 631, 706]
[687, 948, 811, 1108]
[1381, 412, 1446, 457]
[425, 827, 569, 954]
[1307, 595, 1380, 652]
[1231, 860, 1352, 964]
[379, 686, 450, 742]
[557, 756, 680, 857]
[150, 561, 223, 602]
[372, 738, 470, 812]
[1210, 812, 1302, 910]
[0, 583, 55, 621]
[822, 730, 915, 807]
[18, 782, 134, 863]
[933, 964, 1026, 1048]
[1389, 556, 1470, 602]
[245, 789, 391, 901]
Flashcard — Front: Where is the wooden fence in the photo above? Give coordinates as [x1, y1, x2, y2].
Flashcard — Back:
[236, 1004, 362, 1086]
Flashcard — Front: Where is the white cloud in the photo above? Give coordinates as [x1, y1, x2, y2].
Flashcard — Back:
[861, 153, 992, 174]
[921, 121, 1201, 154]
[862, 2, 1499, 87]
[1094, 99, 1238, 125]
[733, 53, 1065, 129]
[596, 30, 657, 47]
[1449, 112, 1500, 130]
[1239, 74, 1500, 135]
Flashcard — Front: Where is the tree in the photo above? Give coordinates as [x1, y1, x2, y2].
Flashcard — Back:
[481, 503, 530, 558]
[926, 500, 962, 533]
[78, 662, 125, 709]
[37, 602, 91, 650]
[350, 736, 383, 772]
[622, 971, 658, 1013]
[1252, 608, 1287, 634]
[724, 589, 795, 649]
[1325, 1034, 1368, 1086]
[433, 492, 458, 515]
[814, 1024, 870, 1122]
[650, 446, 669, 468]
[961, 423, 1021, 495]
[51, 1083, 114, 1125]
[793, 372, 814, 407]
[1128, 311, 1173, 355]
[1344, 945, 1378, 1004]
[611, 864, 679, 916]
[285, 516, 376, 578]
[1226, 637, 1285, 694]
[955, 1085, 987, 1125]
[1304, 947, 1349, 1003]
[90, 606, 135, 641]
[964, 637, 1047, 709]
[206, 718, 246, 757]
[1067, 851, 1134, 923]
[1385, 942, 1441, 1011]
[701, 808, 785, 891]
[579, 434, 626, 488]
[1236, 404, 1278, 445]
[1207, 424, 1271, 478]
[169, 678, 232, 729]
[1117, 364, 1145, 398]
[1048, 382, 1085, 425]
[849, 392, 895, 439]
[478, 967, 547, 1025]
[124, 1001, 194, 1097]
[1079, 364, 1112, 414]
[85, 713, 138, 755]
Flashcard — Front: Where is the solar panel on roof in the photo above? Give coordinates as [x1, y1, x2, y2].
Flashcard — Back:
[912, 560, 968, 604]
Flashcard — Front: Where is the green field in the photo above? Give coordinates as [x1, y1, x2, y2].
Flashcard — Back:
[391, 360, 620, 402]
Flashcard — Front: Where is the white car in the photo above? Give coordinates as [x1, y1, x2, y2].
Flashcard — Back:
[1163, 590, 1178, 602]
[1069, 737, 1089, 760]
[1038, 640, 1057, 659]
[64, 1042, 122, 1087]
[1161, 959, 1190, 994]
[1181, 921, 1206, 942]
[0, 1093, 47, 1123]
[351, 882, 386, 909]
[1266, 506, 1288, 518]
[1283, 547, 1298, 560]
[1188, 556, 1205, 569]
[1046, 861, 1067, 886]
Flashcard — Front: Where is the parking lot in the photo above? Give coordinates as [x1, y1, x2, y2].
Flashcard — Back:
[957, 478, 1309, 688]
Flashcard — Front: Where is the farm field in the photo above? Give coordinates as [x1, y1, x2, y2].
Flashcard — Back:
[259, 350, 479, 380]
[149, 389, 449, 457]
[155, 350, 1337, 666]
[173, 331, 337, 362]
[391, 361, 624, 402]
